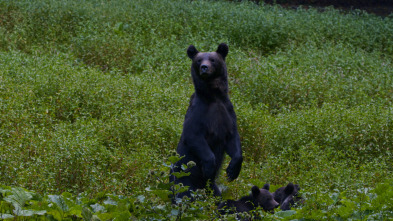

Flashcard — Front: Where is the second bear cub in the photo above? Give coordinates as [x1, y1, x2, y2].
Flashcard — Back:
[218, 184, 279, 215]
[273, 183, 303, 210]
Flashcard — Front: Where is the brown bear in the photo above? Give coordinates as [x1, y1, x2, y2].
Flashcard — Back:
[169, 43, 243, 200]
[218, 184, 279, 217]
[273, 183, 303, 210]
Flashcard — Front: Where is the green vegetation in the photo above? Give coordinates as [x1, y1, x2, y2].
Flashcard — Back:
[1, 0, 392, 219]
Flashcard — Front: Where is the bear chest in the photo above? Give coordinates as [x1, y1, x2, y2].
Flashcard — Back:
[205, 102, 233, 141]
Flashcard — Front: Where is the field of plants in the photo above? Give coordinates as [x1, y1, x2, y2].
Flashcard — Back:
[1, 0, 393, 220]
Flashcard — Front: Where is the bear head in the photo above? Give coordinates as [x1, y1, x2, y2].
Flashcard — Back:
[273, 183, 302, 211]
[187, 43, 228, 82]
[251, 184, 279, 213]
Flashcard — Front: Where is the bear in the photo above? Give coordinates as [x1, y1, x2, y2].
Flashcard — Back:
[217, 184, 279, 217]
[273, 183, 303, 210]
[169, 43, 243, 200]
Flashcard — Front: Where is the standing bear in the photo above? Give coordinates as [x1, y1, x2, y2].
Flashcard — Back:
[170, 43, 243, 200]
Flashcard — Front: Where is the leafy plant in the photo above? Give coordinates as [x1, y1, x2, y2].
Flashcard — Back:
[0, 0, 393, 219]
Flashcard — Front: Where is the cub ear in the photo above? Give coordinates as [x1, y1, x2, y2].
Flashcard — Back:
[284, 183, 295, 195]
[251, 186, 260, 197]
[216, 43, 228, 59]
[294, 184, 300, 191]
[262, 183, 270, 191]
[187, 45, 199, 59]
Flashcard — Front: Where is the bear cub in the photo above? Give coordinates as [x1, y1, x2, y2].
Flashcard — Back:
[218, 184, 279, 215]
[273, 183, 303, 210]
[170, 43, 243, 200]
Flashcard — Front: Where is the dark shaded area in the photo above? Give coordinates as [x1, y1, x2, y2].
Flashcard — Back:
[260, 0, 393, 16]
[264, 0, 391, 6]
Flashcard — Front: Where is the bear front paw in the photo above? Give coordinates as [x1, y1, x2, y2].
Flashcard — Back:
[226, 156, 243, 181]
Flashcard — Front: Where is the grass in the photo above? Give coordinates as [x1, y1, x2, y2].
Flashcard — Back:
[1, 0, 393, 220]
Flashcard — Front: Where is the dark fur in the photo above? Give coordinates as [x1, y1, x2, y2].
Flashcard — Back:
[273, 183, 303, 210]
[170, 43, 243, 199]
[218, 184, 279, 215]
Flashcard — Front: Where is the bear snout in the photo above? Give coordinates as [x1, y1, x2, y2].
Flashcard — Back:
[265, 199, 279, 213]
[201, 64, 209, 73]
[274, 200, 279, 208]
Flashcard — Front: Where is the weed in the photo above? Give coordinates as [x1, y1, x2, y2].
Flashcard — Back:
[1, 0, 393, 219]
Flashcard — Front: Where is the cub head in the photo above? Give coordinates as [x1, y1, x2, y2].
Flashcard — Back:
[273, 183, 300, 203]
[251, 184, 279, 213]
[276, 183, 303, 211]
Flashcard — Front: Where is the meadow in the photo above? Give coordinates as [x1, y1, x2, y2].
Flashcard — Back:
[1, 0, 393, 220]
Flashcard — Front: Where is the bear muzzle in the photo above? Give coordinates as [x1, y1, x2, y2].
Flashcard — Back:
[199, 63, 214, 79]
[201, 64, 209, 73]
[199, 65, 210, 78]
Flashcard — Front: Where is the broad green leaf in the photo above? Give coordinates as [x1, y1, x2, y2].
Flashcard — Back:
[68, 205, 83, 218]
[157, 182, 173, 190]
[48, 195, 69, 213]
[91, 203, 105, 213]
[113, 211, 131, 220]
[103, 197, 117, 206]
[61, 192, 74, 198]
[4, 187, 33, 209]
[92, 215, 102, 221]
[97, 213, 114, 221]
[168, 155, 183, 164]
[156, 205, 166, 210]
[137, 195, 145, 203]
[172, 171, 190, 179]
[0, 214, 14, 219]
[47, 209, 63, 221]
[330, 192, 340, 204]
[13, 209, 46, 217]
[150, 189, 171, 202]
[60, 192, 83, 217]
[0, 186, 12, 196]
[174, 185, 189, 194]
[82, 207, 93, 221]
[114, 22, 125, 35]
[171, 209, 179, 216]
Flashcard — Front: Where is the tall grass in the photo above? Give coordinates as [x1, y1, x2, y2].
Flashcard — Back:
[1, 0, 393, 219]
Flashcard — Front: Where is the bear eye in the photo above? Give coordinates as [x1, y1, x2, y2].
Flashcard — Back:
[197, 59, 202, 64]
[210, 58, 215, 63]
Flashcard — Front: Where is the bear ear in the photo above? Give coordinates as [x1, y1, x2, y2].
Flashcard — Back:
[262, 183, 270, 191]
[216, 43, 228, 59]
[294, 184, 300, 194]
[251, 186, 260, 197]
[187, 45, 199, 59]
[284, 183, 295, 195]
